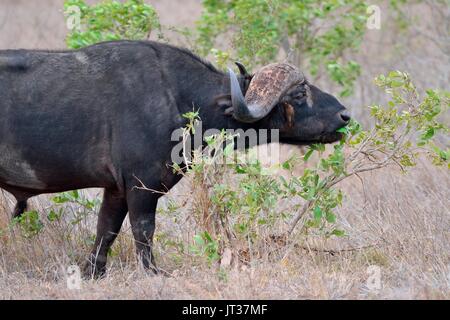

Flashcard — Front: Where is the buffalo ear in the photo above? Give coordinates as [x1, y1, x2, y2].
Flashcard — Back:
[283, 103, 295, 128]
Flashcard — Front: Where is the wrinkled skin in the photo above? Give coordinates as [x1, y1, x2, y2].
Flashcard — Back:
[0, 41, 349, 278]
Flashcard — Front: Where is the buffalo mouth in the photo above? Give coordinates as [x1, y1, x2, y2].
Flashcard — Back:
[280, 131, 343, 146]
[317, 131, 344, 144]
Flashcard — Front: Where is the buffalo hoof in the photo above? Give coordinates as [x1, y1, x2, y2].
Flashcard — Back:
[82, 257, 107, 280]
[141, 264, 159, 276]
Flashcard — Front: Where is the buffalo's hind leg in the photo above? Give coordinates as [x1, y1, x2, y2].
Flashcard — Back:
[83, 189, 128, 279]
[12, 199, 28, 219]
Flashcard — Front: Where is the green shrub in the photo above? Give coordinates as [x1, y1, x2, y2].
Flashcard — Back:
[171, 71, 448, 265]
[64, 0, 161, 49]
[11, 211, 44, 239]
[194, 0, 407, 96]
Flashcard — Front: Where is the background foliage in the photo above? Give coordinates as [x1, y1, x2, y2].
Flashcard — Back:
[196, 0, 372, 96]
[64, 0, 161, 49]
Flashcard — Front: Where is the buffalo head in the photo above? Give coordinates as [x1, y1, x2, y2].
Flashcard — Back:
[229, 62, 350, 144]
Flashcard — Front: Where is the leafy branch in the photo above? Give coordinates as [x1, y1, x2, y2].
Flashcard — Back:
[194, 0, 407, 96]
[287, 71, 449, 236]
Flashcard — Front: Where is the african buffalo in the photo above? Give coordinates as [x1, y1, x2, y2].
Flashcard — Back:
[0, 40, 350, 277]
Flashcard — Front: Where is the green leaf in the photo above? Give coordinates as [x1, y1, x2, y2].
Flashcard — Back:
[193, 234, 204, 246]
[282, 160, 291, 170]
[303, 149, 314, 162]
[223, 141, 234, 156]
[325, 212, 336, 223]
[421, 127, 435, 141]
[313, 206, 323, 221]
[336, 127, 348, 134]
[331, 229, 345, 237]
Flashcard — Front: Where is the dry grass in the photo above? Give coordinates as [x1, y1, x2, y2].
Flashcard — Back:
[0, 157, 448, 300]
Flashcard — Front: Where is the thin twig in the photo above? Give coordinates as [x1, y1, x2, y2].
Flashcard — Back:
[294, 239, 388, 255]
[132, 175, 168, 195]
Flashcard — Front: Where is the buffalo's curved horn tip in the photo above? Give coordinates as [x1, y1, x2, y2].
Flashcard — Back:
[235, 61, 249, 77]
[228, 67, 256, 123]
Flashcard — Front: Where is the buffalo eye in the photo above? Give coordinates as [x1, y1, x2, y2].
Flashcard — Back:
[292, 91, 306, 100]
[289, 87, 306, 102]
[283, 86, 307, 103]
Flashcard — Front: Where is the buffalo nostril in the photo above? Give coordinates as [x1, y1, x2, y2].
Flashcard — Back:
[339, 110, 351, 123]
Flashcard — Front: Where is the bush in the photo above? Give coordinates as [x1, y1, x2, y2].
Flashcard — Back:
[194, 0, 406, 96]
[165, 71, 448, 266]
[64, 0, 161, 49]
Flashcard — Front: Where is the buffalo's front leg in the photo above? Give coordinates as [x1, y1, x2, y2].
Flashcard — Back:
[83, 189, 128, 279]
[126, 189, 158, 273]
